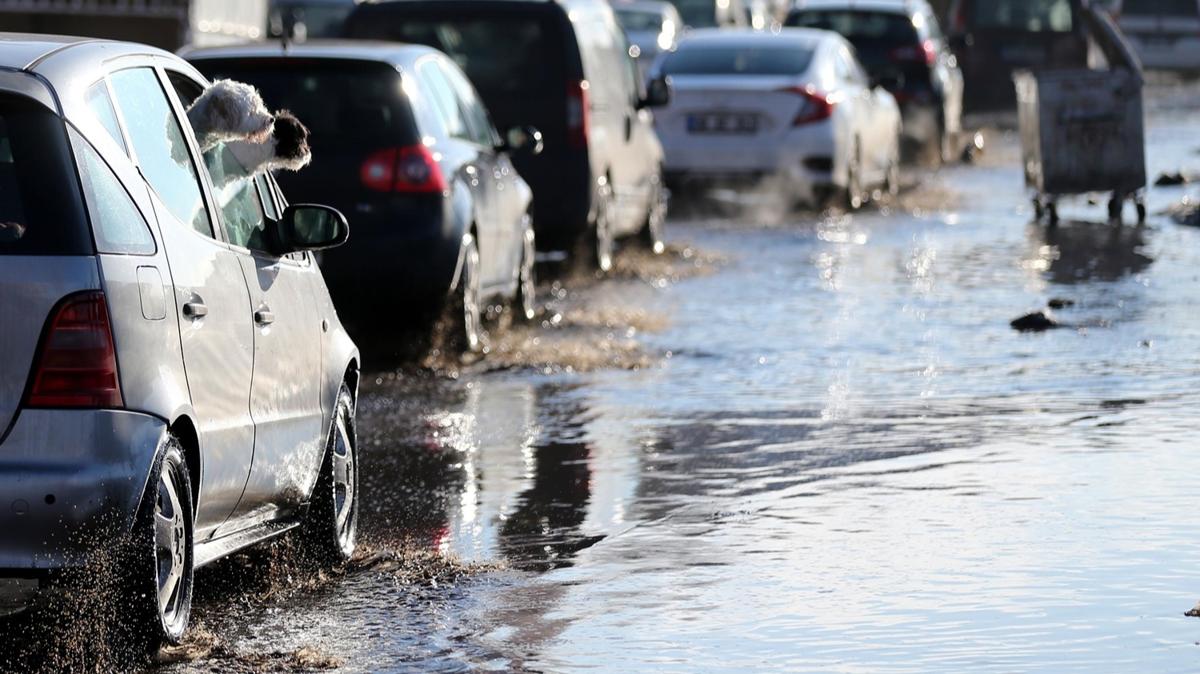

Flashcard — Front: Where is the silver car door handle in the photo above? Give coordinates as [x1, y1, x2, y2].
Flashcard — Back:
[182, 300, 208, 319]
[254, 308, 275, 326]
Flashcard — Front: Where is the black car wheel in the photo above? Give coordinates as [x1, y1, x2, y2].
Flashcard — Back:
[514, 221, 537, 323]
[125, 435, 193, 651]
[639, 173, 667, 255]
[300, 384, 358, 564]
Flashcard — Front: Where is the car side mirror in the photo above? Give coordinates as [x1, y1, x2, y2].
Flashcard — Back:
[276, 204, 348, 254]
[639, 76, 672, 109]
[501, 126, 544, 156]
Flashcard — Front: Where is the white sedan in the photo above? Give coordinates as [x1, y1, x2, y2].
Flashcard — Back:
[651, 28, 902, 209]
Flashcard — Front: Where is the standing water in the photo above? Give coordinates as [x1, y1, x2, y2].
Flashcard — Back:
[145, 81, 1200, 672]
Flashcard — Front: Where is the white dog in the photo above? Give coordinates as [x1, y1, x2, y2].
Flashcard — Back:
[184, 81, 312, 184]
[186, 79, 275, 153]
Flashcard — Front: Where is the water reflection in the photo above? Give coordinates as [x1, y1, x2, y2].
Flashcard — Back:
[1028, 220, 1153, 285]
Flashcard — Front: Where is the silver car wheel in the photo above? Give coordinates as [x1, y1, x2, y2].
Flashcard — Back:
[154, 457, 188, 635]
[331, 412, 356, 551]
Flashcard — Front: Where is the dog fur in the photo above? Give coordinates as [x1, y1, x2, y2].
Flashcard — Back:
[186, 79, 275, 153]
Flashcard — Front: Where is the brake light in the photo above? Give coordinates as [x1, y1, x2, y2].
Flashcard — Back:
[26, 292, 122, 409]
[360, 145, 448, 194]
[567, 79, 591, 149]
[779, 86, 835, 126]
[889, 39, 937, 65]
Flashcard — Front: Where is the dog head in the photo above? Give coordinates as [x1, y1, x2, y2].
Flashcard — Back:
[269, 110, 312, 171]
[187, 79, 274, 150]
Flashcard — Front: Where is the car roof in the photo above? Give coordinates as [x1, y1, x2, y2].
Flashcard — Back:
[679, 27, 837, 48]
[790, 0, 924, 15]
[0, 33, 107, 70]
[181, 39, 436, 66]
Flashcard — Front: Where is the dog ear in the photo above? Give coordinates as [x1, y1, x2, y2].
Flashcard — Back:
[272, 111, 311, 161]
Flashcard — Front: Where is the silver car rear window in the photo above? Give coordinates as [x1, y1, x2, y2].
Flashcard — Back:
[661, 44, 816, 75]
[0, 94, 90, 256]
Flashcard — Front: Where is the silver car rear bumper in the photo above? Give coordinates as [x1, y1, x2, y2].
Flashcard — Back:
[0, 409, 166, 570]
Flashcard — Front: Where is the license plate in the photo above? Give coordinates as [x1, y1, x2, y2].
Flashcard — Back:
[687, 113, 759, 134]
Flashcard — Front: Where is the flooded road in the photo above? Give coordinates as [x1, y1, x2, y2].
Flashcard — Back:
[85, 81, 1200, 671]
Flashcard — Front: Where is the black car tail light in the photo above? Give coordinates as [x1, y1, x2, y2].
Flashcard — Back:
[360, 145, 448, 194]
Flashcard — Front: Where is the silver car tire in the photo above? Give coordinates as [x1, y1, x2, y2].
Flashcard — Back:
[300, 385, 358, 564]
[126, 435, 194, 651]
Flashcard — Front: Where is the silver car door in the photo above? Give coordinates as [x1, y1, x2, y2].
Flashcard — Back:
[171, 72, 326, 531]
[108, 66, 256, 540]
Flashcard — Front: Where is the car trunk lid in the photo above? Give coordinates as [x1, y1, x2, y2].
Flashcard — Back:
[661, 75, 818, 140]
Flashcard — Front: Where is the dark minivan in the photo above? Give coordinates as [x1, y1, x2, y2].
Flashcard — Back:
[344, 0, 671, 271]
[946, 0, 1088, 111]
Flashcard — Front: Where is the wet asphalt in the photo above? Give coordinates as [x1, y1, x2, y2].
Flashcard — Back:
[10, 79, 1200, 673]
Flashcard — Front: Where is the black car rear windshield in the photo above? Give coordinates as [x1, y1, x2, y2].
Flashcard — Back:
[973, 0, 1074, 32]
[192, 60, 420, 146]
[345, 11, 566, 96]
[786, 10, 919, 47]
[0, 94, 90, 256]
[1122, 0, 1198, 16]
[660, 44, 815, 75]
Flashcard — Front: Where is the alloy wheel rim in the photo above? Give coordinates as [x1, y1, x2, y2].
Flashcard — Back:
[154, 461, 187, 632]
[331, 413, 356, 550]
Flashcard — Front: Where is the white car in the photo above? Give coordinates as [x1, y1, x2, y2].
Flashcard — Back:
[1112, 0, 1200, 73]
[652, 28, 902, 209]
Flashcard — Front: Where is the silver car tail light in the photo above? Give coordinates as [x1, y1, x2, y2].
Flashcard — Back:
[25, 291, 123, 409]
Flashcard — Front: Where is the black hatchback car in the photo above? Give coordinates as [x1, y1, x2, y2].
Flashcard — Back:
[344, 0, 671, 271]
[945, 0, 1088, 111]
[786, 0, 964, 162]
[186, 41, 541, 353]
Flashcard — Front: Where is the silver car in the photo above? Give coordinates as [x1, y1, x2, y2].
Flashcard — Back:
[0, 35, 360, 648]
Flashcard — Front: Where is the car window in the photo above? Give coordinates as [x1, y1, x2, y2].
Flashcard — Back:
[973, 0, 1073, 32]
[162, 71, 271, 253]
[108, 67, 213, 237]
[417, 59, 471, 142]
[660, 43, 816, 75]
[202, 143, 269, 251]
[346, 11, 565, 98]
[71, 130, 156, 256]
[84, 82, 127, 155]
[437, 58, 497, 147]
[615, 8, 665, 31]
[0, 94, 91, 256]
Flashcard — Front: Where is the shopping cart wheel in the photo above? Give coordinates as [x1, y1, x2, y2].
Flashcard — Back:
[1047, 202, 1059, 227]
[1136, 201, 1147, 225]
